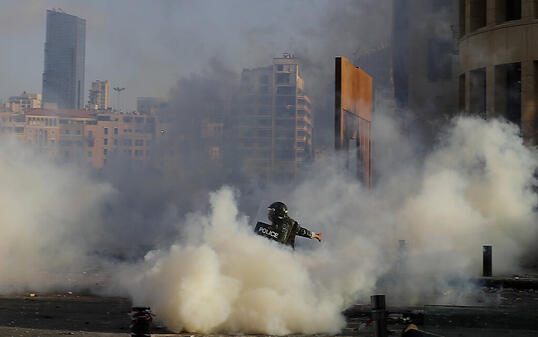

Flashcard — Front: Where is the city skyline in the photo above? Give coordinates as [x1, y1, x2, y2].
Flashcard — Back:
[0, 0, 391, 112]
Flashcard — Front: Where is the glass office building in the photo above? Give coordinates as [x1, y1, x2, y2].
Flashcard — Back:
[42, 9, 86, 110]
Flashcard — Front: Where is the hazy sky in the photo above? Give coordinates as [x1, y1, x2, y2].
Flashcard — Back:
[0, 0, 391, 111]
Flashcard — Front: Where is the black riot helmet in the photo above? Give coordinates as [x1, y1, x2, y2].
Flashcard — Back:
[268, 201, 288, 223]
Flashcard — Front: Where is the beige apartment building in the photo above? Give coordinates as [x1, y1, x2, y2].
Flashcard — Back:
[0, 109, 165, 169]
[136, 97, 167, 114]
[1, 92, 42, 113]
[25, 109, 96, 161]
[0, 111, 26, 140]
[85, 112, 158, 168]
[234, 54, 313, 181]
[459, 0, 538, 143]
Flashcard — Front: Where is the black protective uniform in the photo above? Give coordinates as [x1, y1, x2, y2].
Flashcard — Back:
[271, 216, 314, 249]
[255, 201, 316, 248]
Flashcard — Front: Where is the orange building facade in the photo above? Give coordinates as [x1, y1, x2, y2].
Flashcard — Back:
[0, 109, 166, 169]
[335, 56, 373, 187]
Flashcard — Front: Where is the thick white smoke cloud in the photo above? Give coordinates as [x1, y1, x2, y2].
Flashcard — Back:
[0, 136, 113, 293]
[114, 117, 538, 334]
[399, 117, 538, 275]
[117, 187, 348, 335]
[1, 116, 536, 335]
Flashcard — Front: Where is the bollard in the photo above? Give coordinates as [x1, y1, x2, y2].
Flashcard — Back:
[371, 295, 387, 337]
[483, 245, 492, 277]
[129, 306, 152, 337]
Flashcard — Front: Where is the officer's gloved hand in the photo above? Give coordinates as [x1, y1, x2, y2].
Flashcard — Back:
[312, 233, 322, 242]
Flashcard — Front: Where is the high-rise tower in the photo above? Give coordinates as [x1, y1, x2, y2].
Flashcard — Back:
[234, 54, 313, 181]
[42, 9, 86, 110]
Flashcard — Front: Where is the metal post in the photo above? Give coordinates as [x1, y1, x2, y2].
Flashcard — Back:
[483, 245, 492, 277]
[371, 295, 387, 337]
[129, 306, 152, 337]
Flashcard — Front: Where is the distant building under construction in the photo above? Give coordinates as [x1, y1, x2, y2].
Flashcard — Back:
[87, 80, 110, 111]
[234, 54, 313, 181]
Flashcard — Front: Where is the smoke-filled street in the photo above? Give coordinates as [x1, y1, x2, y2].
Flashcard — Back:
[1, 1, 538, 336]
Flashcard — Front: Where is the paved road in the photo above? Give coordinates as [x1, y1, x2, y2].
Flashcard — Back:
[0, 283, 537, 337]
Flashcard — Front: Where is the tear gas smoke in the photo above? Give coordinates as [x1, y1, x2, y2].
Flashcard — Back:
[116, 188, 348, 335]
[106, 117, 537, 334]
[0, 136, 113, 293]
[1, 113, 536, 334]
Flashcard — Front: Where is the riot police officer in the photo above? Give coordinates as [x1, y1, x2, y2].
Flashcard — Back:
[267, 201, 322, 248]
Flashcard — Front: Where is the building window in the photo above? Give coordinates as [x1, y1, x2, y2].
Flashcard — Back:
[258, 106, 271, 115]
[495, 62, 521, 126]
[277, 64, 283, 71]
[257, 129, 272, 137]
[114, 127, 118, 135]
[506, 0, 521, 21]
[275, 150, 294, 160]
[88, 130, 93, 137]
[257, 118, 271, 127]
[275, 105, 295, 118]
[496, 0, 521, 23]
[114, 138, 118, 145]
[65, 129, 70, 134]
[277, 86, 296, 95]
[276, 73, 290, 84]
[135, 139, 144, 146]
[104, 138, 108, 145]
[88, 151, 92, 157]
[470, 0, 487, 32]
[470, 68, 487, 118]
[104, 149, 108, 155]
[276, 96, 295, 106]
[428, 39, 453, 81]
[104, 127, 108, 135]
